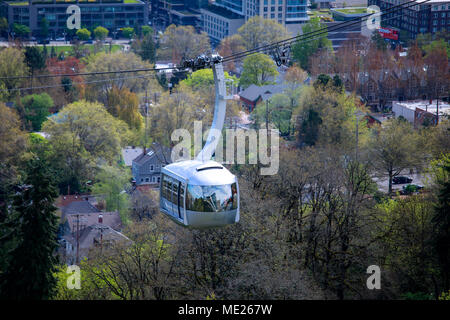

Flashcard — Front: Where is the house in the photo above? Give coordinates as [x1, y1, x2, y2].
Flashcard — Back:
[132, 143, 172, 186]
[59, 199, 122, 234]
[59, 219, 131, 264]
[392, 100, 450, 127]
[239, 84, 288, 112]
[57, 199, 126, 264]
[121, 146, 144, 167]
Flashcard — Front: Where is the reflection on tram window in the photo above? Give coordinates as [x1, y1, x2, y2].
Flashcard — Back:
[186, 183, 237, 212]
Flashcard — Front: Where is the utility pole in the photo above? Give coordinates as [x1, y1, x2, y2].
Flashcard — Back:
[76, 214, 79, 264]
[356, 116, 359, 162]
[145, 88, 148, 144]
[436, 97, 439, 125]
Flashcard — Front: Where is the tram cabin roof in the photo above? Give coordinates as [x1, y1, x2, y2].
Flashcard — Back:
[162, 160, 236, 186]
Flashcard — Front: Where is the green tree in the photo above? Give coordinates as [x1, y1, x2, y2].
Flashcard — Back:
[239, 53, 278, 89]
[131, 33, 156, 63]
[83, 51, 156, 104]
[21, 93, 54, 131]
[0, 17, 8, 37]
[156, 24, 210, 62]
[0, 103, 27, 219]
[375, 196, 437, 297]
[121, 27, 135, 39]
[0, 47, 28, 100]
[0, 157, 59, 300]
[430, 154, 450, 292]
[94, 26, 109, 41]
[141, 25, 153, 37]
[253, 93, 293, 136]
[293, 86, 364, 149]
[50, 46, 57, 59]
[292, 18, 332, 71]
[237, 16, 290, 50]
[40, 17, 49, 39]
[42, 100, 131, 193]
[76, 28, 91, 41]
[12, 23, 30, 38]
[24, 46, 46, 78]
[92, 165, 131, 225]
[106, 86, 144, 130]
[369, 118, 424, 194]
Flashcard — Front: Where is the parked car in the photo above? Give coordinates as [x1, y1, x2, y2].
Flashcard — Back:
[400, 184, 424, 195]
[55, 37, 65, 41]
[393, 176, 413, 184]
[83, 40, 94, 44]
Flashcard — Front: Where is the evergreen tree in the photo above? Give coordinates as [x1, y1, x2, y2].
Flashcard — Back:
[433, 155, 450, 292]
[42, 44, 48, 60]
[50, 46, 57, 59]
[0, 157, 59, 300]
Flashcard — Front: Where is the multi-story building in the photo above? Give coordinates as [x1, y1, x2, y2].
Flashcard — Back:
[201, 0, 309, 44]
[368, 0, 450, 38]
[201, 4, 245, 45]
[151, 0, 206, 30]
[1, 0, 149, 38]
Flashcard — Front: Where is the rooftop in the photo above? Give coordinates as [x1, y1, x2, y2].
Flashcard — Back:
[394, 100, 450, 115]
[121, 146, 143, 166]
[202, 4, 244, 20]
[7, 0, 143, 5]
[62, 200, 100, 215]
[239, 84, 290, 103]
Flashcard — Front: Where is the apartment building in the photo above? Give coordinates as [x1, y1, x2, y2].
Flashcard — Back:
[368, 0, 450, 37]
[1, 0, 148, 38]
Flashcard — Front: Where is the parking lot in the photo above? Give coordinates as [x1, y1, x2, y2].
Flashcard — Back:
[372, 170, 427, 194]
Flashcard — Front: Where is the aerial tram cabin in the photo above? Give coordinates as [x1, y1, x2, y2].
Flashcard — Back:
[160, 160, 239, 228]
[159, 55, 240, 228]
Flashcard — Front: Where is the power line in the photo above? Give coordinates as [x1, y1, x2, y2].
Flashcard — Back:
[220, 10, 421, 64]
[0, 73, 158, 92]
[221, 0, 430, 64]
[0, 65, 174, 81]
[0, 0, 430, 82]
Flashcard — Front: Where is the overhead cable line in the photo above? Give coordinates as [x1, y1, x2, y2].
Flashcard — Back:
[221, 0, 430, 64]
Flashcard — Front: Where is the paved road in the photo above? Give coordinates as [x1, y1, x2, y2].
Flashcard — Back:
[0, 39, 130, 47]
[372, 170, 427, 193]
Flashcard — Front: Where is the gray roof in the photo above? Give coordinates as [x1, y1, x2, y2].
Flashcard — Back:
[121, 146, 143, 166]
[239, 84, 288, 103]
[62, 201, 100, 215]
[133, 143, 172, 166]
[64, 211, 123, 233]
[76, 224, 130, 250]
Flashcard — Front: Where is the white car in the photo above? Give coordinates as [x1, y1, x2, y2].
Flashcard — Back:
[55, 37, 65, 41]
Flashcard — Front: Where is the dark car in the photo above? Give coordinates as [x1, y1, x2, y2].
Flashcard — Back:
[400, 184, 424, 195]
[393, 176, 413, 184]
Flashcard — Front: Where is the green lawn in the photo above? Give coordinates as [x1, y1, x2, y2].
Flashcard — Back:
[37, 44, 124, 56]
[8, 1, 29, 6]
[335, 8, 367, 14]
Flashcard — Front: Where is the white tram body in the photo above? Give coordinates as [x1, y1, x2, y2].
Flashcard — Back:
[160, 160, 240, 228]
